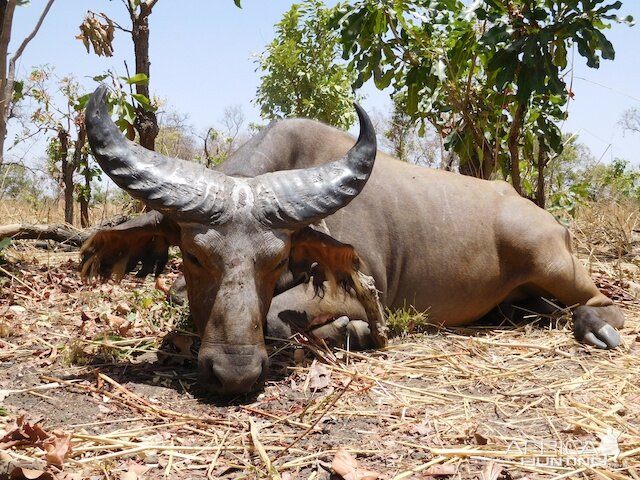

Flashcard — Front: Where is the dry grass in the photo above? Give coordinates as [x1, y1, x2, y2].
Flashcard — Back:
[0, 199, 128, 227]
[0, 199, 639, 479]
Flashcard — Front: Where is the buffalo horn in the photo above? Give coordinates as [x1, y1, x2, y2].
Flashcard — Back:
[252, 103, 377, 228]
[85, 85, 232, 224]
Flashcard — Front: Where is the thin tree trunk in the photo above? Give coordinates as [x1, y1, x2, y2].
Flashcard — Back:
[536, 143, 548, 209]
[0, 0, 16, 167]
[508, 103, 526, 195]
[57, 128, 74, 224]
[0, 0, 54, 169]
[80, 175, 90, 227]
[75, 127, 90, 228]
[129, 0, 158, 152]
[458, 144, 495, 180]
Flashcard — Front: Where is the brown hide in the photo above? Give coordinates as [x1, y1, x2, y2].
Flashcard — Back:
[217, 118, 623, 344]
[83, 111, 624, 396]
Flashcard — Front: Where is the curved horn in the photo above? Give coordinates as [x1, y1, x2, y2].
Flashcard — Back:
[253, 104, 377, 228]
[85, 85, 232, 223]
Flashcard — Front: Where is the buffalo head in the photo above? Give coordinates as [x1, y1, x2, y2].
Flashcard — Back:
[84, 86, 376, 395]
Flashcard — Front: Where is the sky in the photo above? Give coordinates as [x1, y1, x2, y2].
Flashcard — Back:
[8, 0, 640, 168]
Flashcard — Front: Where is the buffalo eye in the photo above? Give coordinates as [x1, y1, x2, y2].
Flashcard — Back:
[184, 252, 202, 268]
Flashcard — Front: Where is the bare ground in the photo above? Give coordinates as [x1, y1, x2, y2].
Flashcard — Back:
[0, 239, 639, 480]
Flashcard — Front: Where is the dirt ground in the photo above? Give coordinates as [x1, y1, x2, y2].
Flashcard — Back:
[1, 239, 639, 480]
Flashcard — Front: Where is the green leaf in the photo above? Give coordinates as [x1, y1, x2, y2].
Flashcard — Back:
[0, 238, 11, 250]
[131, 93, 151, 107]
[75, 93, 92, 111]
[233, 0, 242, 7]
[12, 80, 24, 102]
[124, 73, 149, 85]
[592, 29, 615, 60]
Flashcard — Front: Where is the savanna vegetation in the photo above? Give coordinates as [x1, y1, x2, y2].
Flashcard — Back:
[0, 1, 639, 479]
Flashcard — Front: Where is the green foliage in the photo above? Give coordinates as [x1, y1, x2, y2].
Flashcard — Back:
[386, 306, 432, 338]
[0, 238, 11, 264]
[585, 158, 640, 201]
[18, 67, 109, 224]
[256, 0, 358, 129]
[333, 0, 631, 194]
[94, 72, 157, 140]
[0, 163, 42, 202]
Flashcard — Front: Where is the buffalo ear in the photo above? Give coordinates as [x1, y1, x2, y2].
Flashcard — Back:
[289, 226, 363, 295]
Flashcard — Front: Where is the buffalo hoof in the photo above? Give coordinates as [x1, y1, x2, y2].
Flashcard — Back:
[310, 316, 373, 350]
[573, 305, 624, 349]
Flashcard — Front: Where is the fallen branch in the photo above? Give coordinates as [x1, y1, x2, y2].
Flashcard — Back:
[0, 216, 129, 248]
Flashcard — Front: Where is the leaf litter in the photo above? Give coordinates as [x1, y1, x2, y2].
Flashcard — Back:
[0, 228, 639, 479]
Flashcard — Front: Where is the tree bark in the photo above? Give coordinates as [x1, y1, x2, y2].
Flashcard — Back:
[508, 103, 526, 195]
[458, 144, 495, 180]
[73, 123, 89, 227]
[535, 143, 548, 209]
[0, 0, 16, 167]
[0, 223, 88, 246]
[0, 216, 130, 247]
[128, 0, 158, 152]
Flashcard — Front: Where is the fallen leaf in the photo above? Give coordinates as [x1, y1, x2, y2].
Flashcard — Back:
[115, 302, 131, 315]
[410, 422, 432, 437]
[423, 464, 457, 476]
[331, 447, 380, 480]
[103, 314, 132, 335]
[0, 415, 49, 449]
[481, 461, 507, 480]
[42, 432, 72, 468]
[9, 467, 54, 480]
[307, 361, 331, 390]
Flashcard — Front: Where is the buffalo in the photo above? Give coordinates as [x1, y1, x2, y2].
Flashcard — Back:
[81, 85, 624, 395]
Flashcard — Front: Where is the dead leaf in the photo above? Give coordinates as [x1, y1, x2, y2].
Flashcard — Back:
[9, 467, 54, 480]
[103, 314, 132, 335]
[115, 302, 131, 315]
[481, 461, 508, 480]
[423, 464, 457, 476]
[331, 447, 380, 480]
[0, 415, 49, 449]
[410, 422, 432, 437]
[42, 432, 72, 468]
[307, 361, 331, 390]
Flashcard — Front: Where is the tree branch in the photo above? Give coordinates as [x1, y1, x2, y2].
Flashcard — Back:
[8, 0, 54, 65]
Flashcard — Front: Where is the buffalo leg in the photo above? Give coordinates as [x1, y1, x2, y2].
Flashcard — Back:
[528, 237, 624, 349]
[266, 283, 374, 349]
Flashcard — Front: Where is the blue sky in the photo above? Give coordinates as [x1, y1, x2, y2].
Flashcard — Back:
[9, 1, 640, 167]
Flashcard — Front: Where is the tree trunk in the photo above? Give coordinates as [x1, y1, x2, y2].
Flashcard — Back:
[79, 158, 90, 228]
[57, 128, 74, 225]
[535, 143, 548, 209]
[130, 1, 158, 152]
[0, 0, 53, 168]
[458, 144, 495, 180]
[508, 103, 526, 195]
[73, 125, 90, 227]
[0, 0, 16, 167]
